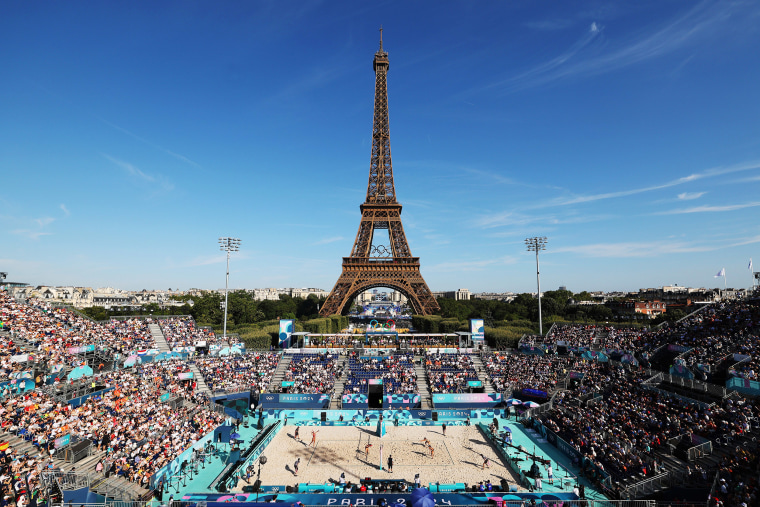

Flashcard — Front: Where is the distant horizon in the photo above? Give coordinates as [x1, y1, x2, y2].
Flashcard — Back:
[5, 279, 748, 295]
[2, 1, 758, 293]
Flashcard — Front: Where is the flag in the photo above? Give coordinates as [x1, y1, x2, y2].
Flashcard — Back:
[749, 258, 754, 271]
[714, 268, 725, 278]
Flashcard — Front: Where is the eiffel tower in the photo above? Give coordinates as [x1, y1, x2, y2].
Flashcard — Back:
[320, 31, 440, 317]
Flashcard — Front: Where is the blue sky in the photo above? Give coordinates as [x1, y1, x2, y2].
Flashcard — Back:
[2, 1, 759, 293]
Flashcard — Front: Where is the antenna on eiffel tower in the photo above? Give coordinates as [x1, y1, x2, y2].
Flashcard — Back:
[379, 26, 383, 51]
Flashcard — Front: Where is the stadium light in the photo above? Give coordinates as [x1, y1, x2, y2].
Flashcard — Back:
[219, 237, 241, 344]
[525, 237, 548, 336]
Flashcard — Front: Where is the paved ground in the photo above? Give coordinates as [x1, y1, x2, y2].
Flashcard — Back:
[234, 425, 522, 492]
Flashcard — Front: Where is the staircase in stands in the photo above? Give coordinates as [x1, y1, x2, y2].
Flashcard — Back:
[148, 322, 212, 395]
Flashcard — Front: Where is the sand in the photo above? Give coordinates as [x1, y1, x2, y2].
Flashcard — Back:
[233, 425, 522, 492]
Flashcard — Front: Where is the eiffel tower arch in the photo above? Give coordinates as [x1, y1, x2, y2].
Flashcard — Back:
[320, 31, 440, 317]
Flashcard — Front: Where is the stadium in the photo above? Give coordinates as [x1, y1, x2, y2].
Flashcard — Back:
[1, 291, 758, 507]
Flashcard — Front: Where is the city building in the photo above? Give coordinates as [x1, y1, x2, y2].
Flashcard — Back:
[432, 289, 471, 301]
[608, 300, 667, 320]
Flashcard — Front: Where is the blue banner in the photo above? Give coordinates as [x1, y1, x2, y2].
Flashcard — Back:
[520, 388, 549, 399]
[259, 393, 330, 409]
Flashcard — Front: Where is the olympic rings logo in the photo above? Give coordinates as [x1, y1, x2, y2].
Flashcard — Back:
[369, 319, 395, 331]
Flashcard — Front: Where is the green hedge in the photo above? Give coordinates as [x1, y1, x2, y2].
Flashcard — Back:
[303, 318, 330, 334]
[412, 315, 444, 333]
[439, 318, 464, 333]
[329, 315, 348, 333]
[485, 326, 530, 349]
[241, 332, 273, 350]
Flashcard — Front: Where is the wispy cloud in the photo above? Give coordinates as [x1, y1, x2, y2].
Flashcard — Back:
[677, 191, 705, 200]
[554, 234, 760, 258]
[267, 62, 353, 104]
[473, 22, 603, 95]
[554, 240, 709, 258]
[474, 1, 753, 95]
[475, 210, 613, 229]
[657, 201, 760, 215]
[464, 168, 525, 186]
[103, 154, 174, 191]
[97, 118, 201, 169]
[173, 252, 251, 268]
[428, 256, 517, 272]
[35, 217, 55, 227]
[313, 236, 345, 246]
[538, 159, 760, 208]
[524, 18, 575, 31]
[11, 229, 53, 240]
[60, 204, 70, 217]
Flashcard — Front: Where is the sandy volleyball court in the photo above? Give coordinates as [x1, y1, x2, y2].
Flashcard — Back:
[234, 425, 522, 491]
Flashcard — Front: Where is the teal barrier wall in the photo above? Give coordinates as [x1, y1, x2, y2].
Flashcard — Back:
[727, 377, 760, 396]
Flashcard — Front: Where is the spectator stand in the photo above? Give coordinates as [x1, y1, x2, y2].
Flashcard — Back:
[342, 353, 419, 409]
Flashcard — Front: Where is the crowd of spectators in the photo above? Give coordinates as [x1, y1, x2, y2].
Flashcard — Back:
[103, 318, 154, 351]
[545, 324, 598, 347]
[344, 354, 417, 395]
[424, 353, 478, 393]
[0, 439, 46, 507]
[2, 289, 760, 504]
[159, 317, 219, 349]
[194, 353, 279, 394]
[282, 353, 339, 394]
[0, 294, 153, 369]
[483, 353, 575, 393]
[0, 364, 225, 492]
[541, 365, 759, 484]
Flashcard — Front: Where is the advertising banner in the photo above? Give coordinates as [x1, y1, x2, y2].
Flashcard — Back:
[54, 434, 71, 449]
[179, 492, 578, 505]
[432, 393, 501, 408]
[279, 319, 295, 349]
[67, 345, 95, 355]
[178, 372, 194, 380]
[470, 318, 485, 345]
[159, 392, 171, 402]
[259, 393, 330, 408]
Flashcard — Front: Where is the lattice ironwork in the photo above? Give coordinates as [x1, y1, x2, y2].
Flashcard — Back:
[321, 31, 440, 317]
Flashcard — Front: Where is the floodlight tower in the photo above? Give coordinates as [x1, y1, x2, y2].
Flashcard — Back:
[525, 237, 548, 336]
[219, 237, 241, 343]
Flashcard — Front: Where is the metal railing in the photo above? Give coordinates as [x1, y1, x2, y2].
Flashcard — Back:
[676, 302, 714, 324]
[620, 471, 670, 499]
[55, 439, 95, 463]
[687, 440, 713, 461]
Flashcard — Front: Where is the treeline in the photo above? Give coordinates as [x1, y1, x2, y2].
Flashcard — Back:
[80, 291, 326, 325]
[77, 288, 686, 350]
